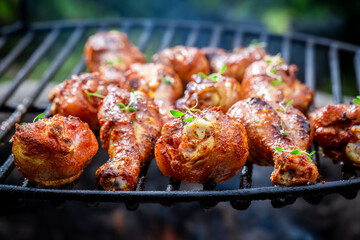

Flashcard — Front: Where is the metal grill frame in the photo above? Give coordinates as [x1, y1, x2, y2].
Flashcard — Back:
[1, 17, 360, 210]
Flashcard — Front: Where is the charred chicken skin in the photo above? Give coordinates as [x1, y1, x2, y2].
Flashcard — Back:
[155, 107, 248, 184]
[241, 55, 313, 113]
[309, 104, 360, 167]
[84, 30, 146, 73]
[201, 45, 266, 82]
[227, 97, 318, 186]
[96, 89, 163, 191]
[152, 46, 210, 85]
[49, 72, 125, 130]
[176, 74, 242, 113]
[125, 63, 183, 119]
[10, 115, 98, 186]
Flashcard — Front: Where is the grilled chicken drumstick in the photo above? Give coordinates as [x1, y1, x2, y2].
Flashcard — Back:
[241, 55, 313, 113]
[152, 46, 210, 85]
[227, 97, 318, 186]
[201, 44, 266, 82]
[96, 89, 163, 191]
[49, 72, 127, 130]
[309, 104, 360, 167]
[11, 115, 98, 186]
[155, 107, 248, 183]
[84, 30, 146, 73]
[125, 63, 183, 119]
[176, 73, 242, 113]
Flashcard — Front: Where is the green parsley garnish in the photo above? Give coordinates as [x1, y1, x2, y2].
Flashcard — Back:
[280, 121, 290, 136]
[278, 100, 294, 112]
[170, 98, 200, 122]
[107, 59, 124, 66]
[84, 90, 106, 101]
[270, 79, 284, 86]
[21, 112, 46, 125]
[247, 39, 266, 48]
[353, 96, 360, 105]
[265, 54, 284, 85]
[198, 65, 227, 83]
[276, 147, 316, 162]
[117, 89, 141, 112]
[161, 77, 173, 85]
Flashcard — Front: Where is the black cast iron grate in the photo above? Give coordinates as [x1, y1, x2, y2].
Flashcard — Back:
[0, 17, 360, 210]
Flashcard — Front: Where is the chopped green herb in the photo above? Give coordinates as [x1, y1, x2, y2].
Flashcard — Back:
[170, 98, 199, 122]
[117, 89, 141, 112]
[353, 96, 360, 105]
[198, 65, 227, 83]
[270, 79, 284, 86]
[161, 77, 173, 85]
[84, 90, 106, 101]
[275, 147, 316, 162]
[33, 113, 46, 123]
[270, 68, 277, 73]
[280, 122, 290, 136]
[278, 100, 294, 112]
[107, 59, 124, 66]
[247, 39, 266, 48]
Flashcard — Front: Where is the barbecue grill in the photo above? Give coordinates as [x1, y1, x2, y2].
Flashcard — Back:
[1, 3, 360, 211]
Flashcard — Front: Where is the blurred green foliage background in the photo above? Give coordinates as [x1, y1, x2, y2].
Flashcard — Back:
[1, 0, 359, 44]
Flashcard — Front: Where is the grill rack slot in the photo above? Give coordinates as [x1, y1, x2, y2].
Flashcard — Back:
[0, 18, 360, 210]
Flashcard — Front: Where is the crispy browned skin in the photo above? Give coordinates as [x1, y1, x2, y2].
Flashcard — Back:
[125, 63, 183, 119]
[84, 30, 146, 72]
[96, 89, 163, 191]
[155, 107, 248, 183]
[49, 72, 126, 130]
[152, 46, 210, 85]
[309, 104, 360, 167]
[227, 97, 318, 186]
[201, 45, 266, 82]
[10, 115, 98, 186]
[241, 55, 313, 113]
[176, 74, 242, 113]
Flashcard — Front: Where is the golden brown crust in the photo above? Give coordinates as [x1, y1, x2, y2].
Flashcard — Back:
[125, 63, 183, 119]
[96, 88, 163, 191]
[48, 72, 123, 130]
[241, 56, 313, 113]
[152, 46, 210, 85]
[227, 97, 318, 186]
[201, 45, 266, 82]
[175, 74, 242, 113]
[84, 30, 146, 73]
[10, 115, 98, 186]
[155, 107, 248, 184]
[309, 104, 360, 166]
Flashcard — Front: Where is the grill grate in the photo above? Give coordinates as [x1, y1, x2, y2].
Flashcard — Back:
[0, 18, 360, 210]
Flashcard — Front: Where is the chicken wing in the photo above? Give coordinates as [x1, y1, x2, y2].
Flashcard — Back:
[155, 107, 248, 183]
[96, 89, 163, 191]
[175, 73, 242, 113]
[49, 72, 126, 130]
[241, 55, 313, 113]
[10, 115, 98, 186]
[152, 46, 210, 85]
[125, 63, 183, 119]
[84, 30, 146, 72]
[201, 45, 266, 82]
[309, 104, 360, 167]
[227, 97, 318, 186]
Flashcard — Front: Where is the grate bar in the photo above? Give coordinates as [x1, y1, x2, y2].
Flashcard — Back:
[232, 28, 243, 48]
[0, 29, 60, 108]
[231, 162, 253, 210]
[0, 28, 84, 143]
[259, 33, 268, 51]
[305, 39, 315, 89]
[355, 50, 360, 94]
[0, 37, 6, 50]
[0, 155, 15, 184]
[166, 178, 181, 191]
[185, 25, 199, 47]
[209, 26, 222, 48]
[137, 22, 153, 52]
[0, 31, 34, 77]
[159, 25, 175, 50]
[329, 45, 343, 104]
[281, 35, 291, 63]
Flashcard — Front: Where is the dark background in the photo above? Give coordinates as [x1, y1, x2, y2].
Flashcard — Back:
[1, 1, 360, 240]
